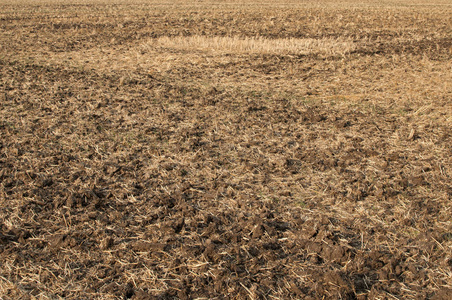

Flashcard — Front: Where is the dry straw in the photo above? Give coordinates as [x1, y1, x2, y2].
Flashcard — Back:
[147, 35, 356, 56]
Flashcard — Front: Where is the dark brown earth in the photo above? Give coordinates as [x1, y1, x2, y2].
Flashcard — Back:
[1, 1, 451, 299]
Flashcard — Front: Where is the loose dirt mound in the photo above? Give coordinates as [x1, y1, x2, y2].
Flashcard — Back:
[1, 1, 451, 299]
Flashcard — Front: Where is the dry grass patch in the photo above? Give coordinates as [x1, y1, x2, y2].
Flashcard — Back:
[147, 35, 357, 56]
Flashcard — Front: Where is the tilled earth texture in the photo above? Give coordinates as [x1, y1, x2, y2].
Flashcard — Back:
[1, 0, 452, 299]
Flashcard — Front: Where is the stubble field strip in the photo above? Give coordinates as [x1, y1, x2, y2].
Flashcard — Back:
[0, 0, 451, 299]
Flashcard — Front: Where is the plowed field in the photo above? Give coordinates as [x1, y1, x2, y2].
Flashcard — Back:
[1, 0, 451, 299]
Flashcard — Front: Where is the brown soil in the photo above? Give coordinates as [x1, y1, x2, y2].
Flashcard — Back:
[1, 1, 451, 299]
